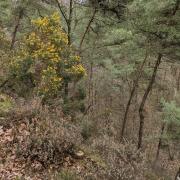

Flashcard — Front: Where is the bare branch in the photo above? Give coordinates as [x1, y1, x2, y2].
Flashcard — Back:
[79, 8, 97, 50]
[55, 0, 68, 25]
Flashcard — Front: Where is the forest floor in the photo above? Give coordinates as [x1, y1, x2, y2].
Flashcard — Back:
[0, 121, 179, 180]
[0, 122, 106, 180]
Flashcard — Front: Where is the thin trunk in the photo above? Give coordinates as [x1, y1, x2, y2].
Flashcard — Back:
[87, 62, 94, 120]
[172, 0, 179, 15]
[156, 123, 165, 160]
[79, 8, 97, 50]
[88, 62, 93, 107]
[120, 52, 148, 140]
[55, 0, 68, 25]
[64, 0, 73, 99]
[177, 71, 180, 91]
[0, 79, 9, 89]
[168, 143, 174, 160]
[138, 53, 162, 149]
[68, 0, 73, 45]
[10, 9, 24, 50]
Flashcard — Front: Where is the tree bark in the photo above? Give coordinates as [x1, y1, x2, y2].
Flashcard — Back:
[63, 0, 73, 99]
[155, 123, 165, 160]
[10, 9, 24, 50]
[120, 52, 148, 140]
[88, 62, 93, 108]
[138, 53, 162, 149]
[177, 71, 180, 91]
[68, 0, 73, 45]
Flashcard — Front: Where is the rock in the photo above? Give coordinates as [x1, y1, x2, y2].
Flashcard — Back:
[74, 150, 85, 159]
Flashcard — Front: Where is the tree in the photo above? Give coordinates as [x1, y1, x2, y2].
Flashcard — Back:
[126, 0, 180, 149]
[155, 100, 180, 160]
[9, 0, 53, 50]
[10, 13, 85, 99]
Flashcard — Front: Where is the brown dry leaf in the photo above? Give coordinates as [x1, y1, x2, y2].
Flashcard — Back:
[10, 155, 16, 160]
[5, 128, 13, 135]
[24, 130, 30, 136]
[18, 123, 27, 133]
[5, 135, 14, 142]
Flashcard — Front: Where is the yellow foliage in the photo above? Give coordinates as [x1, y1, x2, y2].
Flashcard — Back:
[11, 13, 86, 98]
[39, 66, 62, 96]
[71, 64, 86, 77]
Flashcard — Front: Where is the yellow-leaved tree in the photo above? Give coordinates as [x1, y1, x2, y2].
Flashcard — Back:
[11, 13, 85, 98]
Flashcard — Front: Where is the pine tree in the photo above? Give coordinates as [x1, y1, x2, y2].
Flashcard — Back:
[127, 0, 180, 149]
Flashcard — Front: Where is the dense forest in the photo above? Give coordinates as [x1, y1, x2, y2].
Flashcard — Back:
[0, 0, 180, 179]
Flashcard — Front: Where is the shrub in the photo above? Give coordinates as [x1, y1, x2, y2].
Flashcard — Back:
[161, 100, 180, 141]
[4, 97, 42, 126]
[91, 136, 148, 179]
[10, 13, 86, 99]
[81, 120, 96, 140]
[5, 98, 82, 167]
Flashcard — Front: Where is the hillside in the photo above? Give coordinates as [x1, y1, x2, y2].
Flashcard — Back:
[0, 0, 180, 179]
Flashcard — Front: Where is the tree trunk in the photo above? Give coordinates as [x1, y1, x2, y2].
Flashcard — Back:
[120, 52, 148, 140]
[67, 0, 73, 45]
[177, 71, 180, 91]
[63, 0, 73, 100]
[168, 143, 174, 161]
[10, 9, 24, 50]
[155, 123, 165, 160]
[55, 0, 68, 25]
[79, 8, 97, 50]
[88, 62, 93, 108]
[138, 53, 162, 149]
